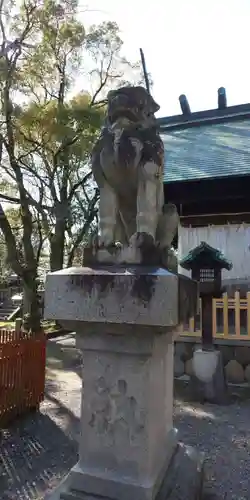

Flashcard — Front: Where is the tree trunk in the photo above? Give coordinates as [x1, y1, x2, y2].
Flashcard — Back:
[23, 273, 41, 333]
[50, 220, 66, 271]
[49, 220, 66, 331]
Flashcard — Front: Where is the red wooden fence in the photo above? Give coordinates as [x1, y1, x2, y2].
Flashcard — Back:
[0, 329, 46, 426]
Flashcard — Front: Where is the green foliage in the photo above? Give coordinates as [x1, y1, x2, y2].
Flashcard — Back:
[0, 0, 144, 327]
[16, 95, 103, 156]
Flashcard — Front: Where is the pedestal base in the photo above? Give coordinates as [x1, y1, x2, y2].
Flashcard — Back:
[45, 432, 205, 500]
[156, 441, 205, 500]
[192, 348, 228, 404]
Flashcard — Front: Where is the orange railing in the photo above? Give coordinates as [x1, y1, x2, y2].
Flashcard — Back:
[182, 292, 250, 340]
[0, 329, 46, 426]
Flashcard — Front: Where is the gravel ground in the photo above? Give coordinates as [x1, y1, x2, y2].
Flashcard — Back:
[0, 340, 250, 500]
[174, 383, 250, 500]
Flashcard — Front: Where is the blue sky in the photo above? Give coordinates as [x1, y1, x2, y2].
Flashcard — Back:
[82, 0, 250, 118]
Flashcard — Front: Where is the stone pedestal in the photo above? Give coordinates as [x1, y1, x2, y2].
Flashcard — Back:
[44, 266, 204, 500]
[192, 348, 228, 404]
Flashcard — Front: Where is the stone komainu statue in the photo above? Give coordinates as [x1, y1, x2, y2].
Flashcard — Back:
[91, 85, 178, 265]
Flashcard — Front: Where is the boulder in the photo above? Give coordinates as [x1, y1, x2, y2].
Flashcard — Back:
[225, 360, 244, 384]
[175, 341, 194, 361]
[235, 346, 250, 367]
[219, 345, 234, 366]
[174, 356, 185, 377]
[185, 358, 193, 377]
[175, 342, 186, 358]
[244, 364, 250, 383]
[193, 343, 202, 353]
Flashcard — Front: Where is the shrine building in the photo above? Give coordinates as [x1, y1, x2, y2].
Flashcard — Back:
[159, 88, 250, 293]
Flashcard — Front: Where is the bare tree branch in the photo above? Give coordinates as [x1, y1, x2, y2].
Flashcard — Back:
[68, 171, 92, 202]
[90, 53, 113, 105]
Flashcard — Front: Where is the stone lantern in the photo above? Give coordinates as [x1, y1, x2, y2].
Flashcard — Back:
[180, 241, 232, 403]
[180, 241, 232, 348]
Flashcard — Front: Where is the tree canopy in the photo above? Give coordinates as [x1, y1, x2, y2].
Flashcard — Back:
[0, 0, 144, 330]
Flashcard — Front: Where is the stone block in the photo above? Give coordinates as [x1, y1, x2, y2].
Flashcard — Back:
[174, 342, 186, 358]
[156, 443, 205, 500]
[244, 364, 250, 382]
[235, 346, 250, 367]
[225, 359, 245, 384]
[175, 342, 193, 362]
[75, 331, 176, 500]
[174, 355, 185, 377]
[44, 266, 198, 333]
[219, 345, 235, 366]
[185, 358, 193, 377]
[184, 343, 195, 360]
[192, 349, 228, 404]
[44, 266, 178, 330]
[59, 442, 205, 500]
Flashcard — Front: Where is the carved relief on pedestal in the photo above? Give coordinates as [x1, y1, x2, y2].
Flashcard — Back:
[88, 369, 145, 446]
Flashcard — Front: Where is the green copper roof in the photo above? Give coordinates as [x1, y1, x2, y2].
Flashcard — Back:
[161, 119, 250, 183]
[179, 242, 233, 271]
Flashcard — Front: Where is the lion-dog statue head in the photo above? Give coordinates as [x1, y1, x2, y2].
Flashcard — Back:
[107, 86, 160, 130]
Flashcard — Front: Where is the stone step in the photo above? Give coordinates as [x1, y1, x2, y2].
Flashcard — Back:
[60, 494, 79, 500]
[0, 305, 16, 311]
[60, 489, 110, 499]
[0, 311, 16, 319]
[0, 306, 17, 313]
[60, 490, 87, 500]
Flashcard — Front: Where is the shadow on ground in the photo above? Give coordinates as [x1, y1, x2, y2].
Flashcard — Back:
[174, 378, 250, 404]
[0, 412, 78, 500]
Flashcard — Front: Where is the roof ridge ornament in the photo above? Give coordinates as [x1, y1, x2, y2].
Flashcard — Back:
[179, 94, 191, 115]
[218, 87, 227, 109]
